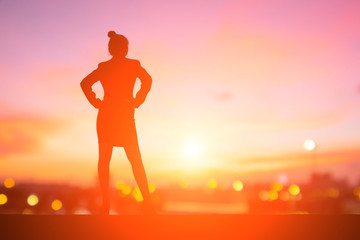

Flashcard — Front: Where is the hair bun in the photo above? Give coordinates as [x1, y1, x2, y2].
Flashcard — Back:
[108, 31, 116, 38]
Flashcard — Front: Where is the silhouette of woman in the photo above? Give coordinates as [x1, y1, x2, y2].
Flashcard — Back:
[80, 31, 153, 215]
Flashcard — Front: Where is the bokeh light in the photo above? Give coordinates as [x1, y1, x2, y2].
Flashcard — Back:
[304, 139, 316, 151]
[27, 194, 39, 206]
[259, 190, 269, 201]
[132, 186, 144, 202]
[277, 173, 288, 185]
[149, 183, 156, 193]
[233, 180, 243, 191]
[115, 180, 125, 190]
[208, 178, 218, 189]
[0, 194, 8, 205]
[289, 184, 301, 196]
[121, 185, 132, 195]
[268, 190, 278, 201]
[279, 191, 290, 201]
[271, 182, 283, 192]
[3, 178, 15, 188]
[51, 199, 63, 211]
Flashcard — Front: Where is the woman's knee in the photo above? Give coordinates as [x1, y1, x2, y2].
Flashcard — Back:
[98, 143, 113, 163]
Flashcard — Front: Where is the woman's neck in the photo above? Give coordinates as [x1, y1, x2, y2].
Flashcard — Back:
[112, 56, 126, 61]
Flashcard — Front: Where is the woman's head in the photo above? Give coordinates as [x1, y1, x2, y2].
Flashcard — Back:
[108, 31, 129, 58]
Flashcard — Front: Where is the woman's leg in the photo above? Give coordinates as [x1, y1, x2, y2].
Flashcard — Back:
[124, 144, 154, 211]
[98, 142, 113, 214]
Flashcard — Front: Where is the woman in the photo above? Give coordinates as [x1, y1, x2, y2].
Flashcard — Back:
[80, 31, 153, 215]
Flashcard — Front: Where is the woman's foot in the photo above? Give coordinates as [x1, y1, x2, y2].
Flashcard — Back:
[100, 198, 110, 215]
[100, 206, 110, 215]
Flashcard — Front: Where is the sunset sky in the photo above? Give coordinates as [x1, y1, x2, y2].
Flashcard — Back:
[1, 0, 360, 187]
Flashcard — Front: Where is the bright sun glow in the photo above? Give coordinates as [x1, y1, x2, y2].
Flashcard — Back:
[177, 137, 210, 170]
[304, 139, 316, 151]
[183, 139, 202, 158]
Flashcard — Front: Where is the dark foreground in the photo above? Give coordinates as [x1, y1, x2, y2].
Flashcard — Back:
[0, 215, 359, 240]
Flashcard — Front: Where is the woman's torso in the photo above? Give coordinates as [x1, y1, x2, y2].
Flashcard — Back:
[97, 58, 139, 110]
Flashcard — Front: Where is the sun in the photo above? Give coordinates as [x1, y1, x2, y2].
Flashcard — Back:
[179, 137, 208, 169]
[304, 139, 316, 151]
[183, 140, 201, 158]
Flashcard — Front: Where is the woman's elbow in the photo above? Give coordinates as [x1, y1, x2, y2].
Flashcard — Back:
[145, 77, 152, 91]
[80, 79, 87, 90]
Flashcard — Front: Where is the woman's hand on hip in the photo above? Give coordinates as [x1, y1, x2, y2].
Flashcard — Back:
[94, 98, 103, 109]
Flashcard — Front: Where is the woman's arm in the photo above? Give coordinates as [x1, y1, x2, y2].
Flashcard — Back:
[80, 69, 102, 109]
[134, 61, 152, 108]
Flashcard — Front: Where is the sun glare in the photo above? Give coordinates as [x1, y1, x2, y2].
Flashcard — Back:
[183, 140, 202, 158]
[177, 137, 211, 170]
[304, 139, 316, 151]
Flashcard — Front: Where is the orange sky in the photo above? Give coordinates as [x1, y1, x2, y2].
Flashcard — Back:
[1, 0, 360, 186]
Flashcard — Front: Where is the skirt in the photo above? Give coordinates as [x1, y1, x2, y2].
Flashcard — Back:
[96, 104, 138, 147]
